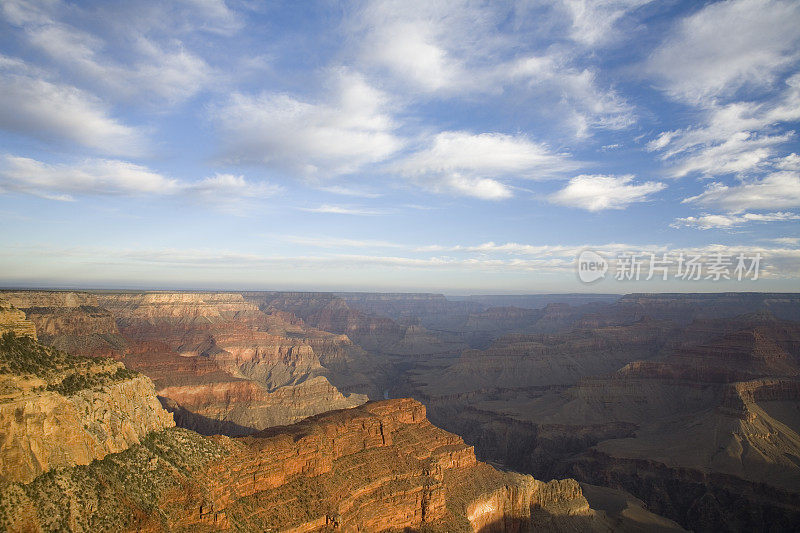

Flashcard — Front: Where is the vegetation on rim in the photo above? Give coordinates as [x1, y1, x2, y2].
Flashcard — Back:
[0, 331, 137, 395]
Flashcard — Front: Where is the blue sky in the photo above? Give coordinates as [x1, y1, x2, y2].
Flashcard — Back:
[0, 0, 799, 293]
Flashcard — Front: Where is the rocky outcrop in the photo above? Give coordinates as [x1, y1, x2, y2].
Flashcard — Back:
[250, 292, 468, 357]
[0, 292, 97, 309]
[0, 291, 125, 357]
[1, 398, 661, 532]
[93, 291, 375, 434]
[0, 370, 173, 484]
[0, 307, 36, 340]
[97, 291, 264, 326]
[159, 375, 366, 435]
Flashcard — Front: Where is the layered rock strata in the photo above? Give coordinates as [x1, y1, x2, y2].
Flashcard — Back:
[0, 291, 125, 357]
[0, 398, 678, 532]
[0, 334, 173, 484]
[0, 306, 36, 340]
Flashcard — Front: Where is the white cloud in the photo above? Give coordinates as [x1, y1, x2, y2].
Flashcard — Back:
[549, 174, 665, 211]
[27, 24, 211, 104]
[299, 204, 388, 216]
[0, 59, 147, 156]
[0, 156, 277, 207]
[415, 241, 669, 257]
[354, 0, 489, 93]
[280, 236, 403, 249]
[6, 241, 800, 285]
[683, 171, 800, 213]
[395, 131, 573, 200]
[559, 0, 651, 46]
[648, 0, 800, 103]
[316, 185, 383, 198]
[770, 237, 800, 246]
[352, 0, 635, 136]
[2, 0, 214, 104]
[667, 131, 794, 179]
[183, 173, 281, 213]
[359, 16, 461, 93]
[777, 153, 800, 171]
[0, 156, 178, 199]
[503, 55, 635, 135]
[671, 211, 800, 230]
[647, 75, 800, 178]
[176, 0, 243, 35]
[213, 70, 403, 178]
[647, 131, 675, 152]
[439, 175, 513, 201]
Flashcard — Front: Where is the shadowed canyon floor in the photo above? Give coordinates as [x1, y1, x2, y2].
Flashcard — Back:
[2, 290, 799, 531]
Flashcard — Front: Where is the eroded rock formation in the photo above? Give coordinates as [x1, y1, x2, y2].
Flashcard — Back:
[408, 305, 800, 531]
[95, 292, 372, 434]
[0, 334, 173, 484]
[0, 306, 36, 340]
[0, 291, 125, 357]
[0, 398, 679, 532]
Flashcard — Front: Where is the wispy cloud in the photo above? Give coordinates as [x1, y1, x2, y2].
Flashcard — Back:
[316, 185, 383, 198]
[682, 171, 800, 213]
[213, 70, 402, 178]
[769, 237, 800, 246]
[395, 131, 575, 200]
[558, 0, 652, 46]
[7, 241, 798, 279]
[647, 0, 800, 103]
[647, 75, 800, 179]
[0, 0, 229, 105]
[549, 174, 665, 211]
[0, 56, 148, 156]
[298, 204, 389, 216]
[671, 211, 800, 230]
[279, 235, 404, 249]
[0, 156, 278, 209]
[351, 0, 635, 136]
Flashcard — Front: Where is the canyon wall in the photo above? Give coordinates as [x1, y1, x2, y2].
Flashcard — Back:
[0, 306, 37, 339]
[0, 291, 125, 357]
[409, 308, 800, 531]
[0, 334, 173, 484]
[0, 290, 381, 437]
[99, 292, 372, 434]
[0, 398, 675, 532]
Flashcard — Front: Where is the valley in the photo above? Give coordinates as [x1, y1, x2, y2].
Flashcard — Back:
[1, 289, 799, 531]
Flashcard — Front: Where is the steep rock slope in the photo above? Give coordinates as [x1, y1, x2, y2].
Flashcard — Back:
[96, 292, 371, 434]
[420, 312, 800, 531]
[0, 398, 682, 532]
[249, 292, 469, 357]
[0, 306, 37, 340]
[0, 291, 125, 357]
[0, 333, 173, 483]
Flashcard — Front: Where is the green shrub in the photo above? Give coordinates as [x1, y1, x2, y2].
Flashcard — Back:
[0, 332, 138, 395]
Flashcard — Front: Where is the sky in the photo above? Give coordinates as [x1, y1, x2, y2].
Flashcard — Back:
[0, 0, 799, 294]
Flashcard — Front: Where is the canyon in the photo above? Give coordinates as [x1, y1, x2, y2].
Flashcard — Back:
[393, 294, 800, 532]
[0, 329, 680, 532]
[2, 289, 799, 531]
